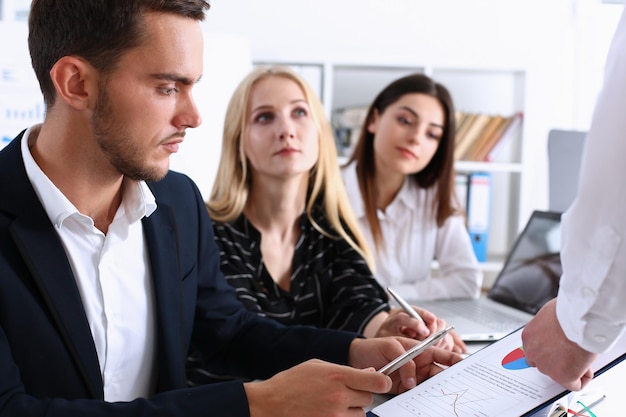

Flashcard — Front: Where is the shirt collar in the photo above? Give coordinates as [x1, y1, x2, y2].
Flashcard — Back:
[395, 176, 419, 211]
[343, 162, 419, 219]
[21, 125, 157, 228]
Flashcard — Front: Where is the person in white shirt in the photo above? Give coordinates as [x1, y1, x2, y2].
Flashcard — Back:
[341, 73, 483, 303]
[522, 3, 626, 392]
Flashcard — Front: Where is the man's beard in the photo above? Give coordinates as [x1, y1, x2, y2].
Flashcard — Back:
[91, 88, 167, 182]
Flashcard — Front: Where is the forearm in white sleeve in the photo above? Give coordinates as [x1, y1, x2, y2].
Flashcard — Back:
[556, 4, 626, 353]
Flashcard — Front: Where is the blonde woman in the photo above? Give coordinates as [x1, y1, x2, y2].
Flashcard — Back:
[207, 65, 455, 345]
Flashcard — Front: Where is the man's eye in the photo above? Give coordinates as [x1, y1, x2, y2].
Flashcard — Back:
[159, 87, 179, 95]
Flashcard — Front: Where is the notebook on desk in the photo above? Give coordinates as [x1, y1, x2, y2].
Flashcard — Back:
[415, 210, 562, 342]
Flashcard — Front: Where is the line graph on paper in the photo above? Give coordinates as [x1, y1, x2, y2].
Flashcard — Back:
[394, 373, 519, 417]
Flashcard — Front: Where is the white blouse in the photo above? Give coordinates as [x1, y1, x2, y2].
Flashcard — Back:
[342, 162, 482, 301]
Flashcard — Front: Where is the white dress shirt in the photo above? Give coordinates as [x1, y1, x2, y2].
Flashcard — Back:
[556, 5, 626, 354]
[21, 126, 158, 401]
[342, 162, 482, 301]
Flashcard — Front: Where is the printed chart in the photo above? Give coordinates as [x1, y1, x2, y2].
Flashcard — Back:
[501, 347, 531, 371]
[370, 328, 577, 417]
[373, 328, 626, 417]
[394, 372, 518, 417]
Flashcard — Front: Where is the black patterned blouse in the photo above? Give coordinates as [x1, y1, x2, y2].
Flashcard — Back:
[212, 209, 389, 334]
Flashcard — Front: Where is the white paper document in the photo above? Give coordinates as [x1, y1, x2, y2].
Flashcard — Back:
[371, 328, 626, 417]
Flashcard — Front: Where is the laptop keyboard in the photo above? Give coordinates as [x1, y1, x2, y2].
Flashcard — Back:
[435, 300, 527, 331]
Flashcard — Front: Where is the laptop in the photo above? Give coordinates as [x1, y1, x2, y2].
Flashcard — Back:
[414, 210, 562, 342]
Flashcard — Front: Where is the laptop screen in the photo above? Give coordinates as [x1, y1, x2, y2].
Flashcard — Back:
[487, 211, 562, 315]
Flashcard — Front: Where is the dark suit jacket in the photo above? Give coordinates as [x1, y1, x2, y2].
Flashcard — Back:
[0, 131, 357, 416]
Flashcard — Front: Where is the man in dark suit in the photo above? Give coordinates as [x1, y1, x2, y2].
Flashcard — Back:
[0, 1, 461, 416]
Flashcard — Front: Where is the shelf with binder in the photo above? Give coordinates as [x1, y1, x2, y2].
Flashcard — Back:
[442, 67, 525, 266]
[454, 114, 524, 267]
[454, 111, 524, 163]
[465, 172, 492, 263]
[455, 167, 521, 264]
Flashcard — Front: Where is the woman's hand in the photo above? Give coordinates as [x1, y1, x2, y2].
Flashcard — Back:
[373, 308, 468, 353]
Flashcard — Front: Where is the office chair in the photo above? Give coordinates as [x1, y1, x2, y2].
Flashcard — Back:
[547, 129, 587, 213]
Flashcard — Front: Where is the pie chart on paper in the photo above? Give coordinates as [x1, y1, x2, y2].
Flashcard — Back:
[501, 347, 531, 370]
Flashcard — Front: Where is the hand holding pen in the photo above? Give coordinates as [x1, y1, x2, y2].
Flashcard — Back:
[386, 287, 467, 354]
[387, 287, 426, 323]
[383, 287, 434, 340]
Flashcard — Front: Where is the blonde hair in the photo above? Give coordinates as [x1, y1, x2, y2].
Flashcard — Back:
[208, 65, 375, 271]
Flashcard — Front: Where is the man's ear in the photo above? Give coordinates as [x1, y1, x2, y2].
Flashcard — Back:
[49, 56, 99, 110]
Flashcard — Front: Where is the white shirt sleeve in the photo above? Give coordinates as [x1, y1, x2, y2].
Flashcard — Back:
[556, 4, 626, 353]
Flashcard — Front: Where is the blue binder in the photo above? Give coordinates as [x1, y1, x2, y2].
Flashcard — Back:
[466, 172, 492, 262]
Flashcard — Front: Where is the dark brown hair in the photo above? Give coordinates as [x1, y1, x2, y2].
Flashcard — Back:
[345, 73, 459, 251]
[28, 0, 210, 108]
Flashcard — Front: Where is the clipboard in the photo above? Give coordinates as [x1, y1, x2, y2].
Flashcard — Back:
[370, 327, 626, 417]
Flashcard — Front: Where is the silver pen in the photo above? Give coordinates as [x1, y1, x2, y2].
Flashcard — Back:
[377, 325, 455, 375]
[387, 287, 425, 324]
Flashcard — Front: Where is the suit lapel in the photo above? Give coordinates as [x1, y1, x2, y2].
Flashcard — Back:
[11, 219, 104, 398]
[142, 205, 186, 390]
[2, 136, 186, 394]
[2, 137, 103, 398]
